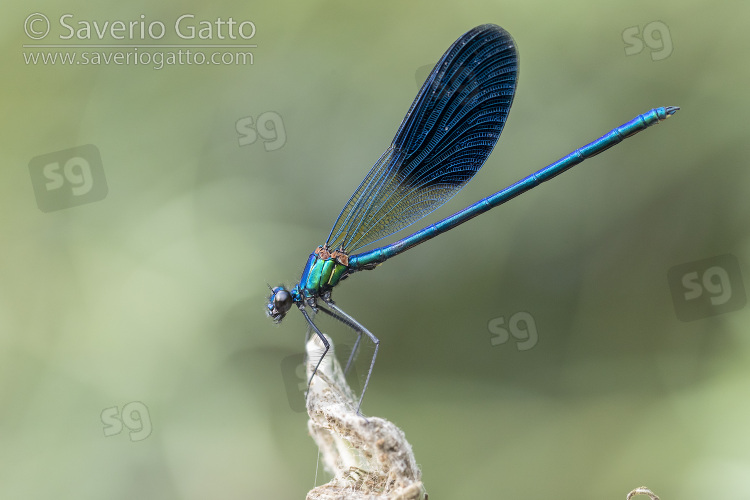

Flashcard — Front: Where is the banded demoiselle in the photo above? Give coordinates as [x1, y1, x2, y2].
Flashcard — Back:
[267, 24, 679, 414]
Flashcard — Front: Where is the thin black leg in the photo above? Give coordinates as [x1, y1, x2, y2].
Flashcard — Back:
[344, 332, 363, 375]
[298, 306, 330, 395]
[319, 292, 361, 375]
[317, 300, 379, 416]
[304, 320, 313, 343]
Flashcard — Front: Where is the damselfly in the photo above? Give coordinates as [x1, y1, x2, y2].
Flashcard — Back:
[267, 24, 678, 414]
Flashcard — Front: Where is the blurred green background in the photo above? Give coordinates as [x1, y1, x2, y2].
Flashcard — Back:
[2, 0, 749, 498]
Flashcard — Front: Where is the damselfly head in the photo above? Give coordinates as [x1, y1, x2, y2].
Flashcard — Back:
[267, 286, 292, 323]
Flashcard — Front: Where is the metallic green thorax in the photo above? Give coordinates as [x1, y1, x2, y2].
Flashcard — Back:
[298, 247, 350, 299]
[306, 258, 347, 291]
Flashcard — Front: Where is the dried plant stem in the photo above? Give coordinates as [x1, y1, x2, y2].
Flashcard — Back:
[304, 335, 427, 500]
[301, 335, 661, 500]
[627, 486, 660, 500]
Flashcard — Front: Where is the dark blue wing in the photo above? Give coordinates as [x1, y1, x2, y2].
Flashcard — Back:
[326, 24, 518, 253]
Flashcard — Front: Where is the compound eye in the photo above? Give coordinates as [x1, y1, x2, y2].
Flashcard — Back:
[273, 289, 292, 313]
